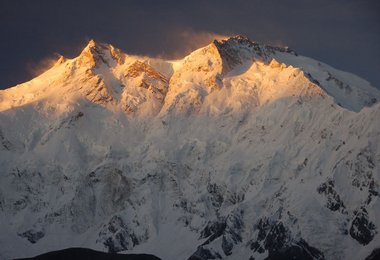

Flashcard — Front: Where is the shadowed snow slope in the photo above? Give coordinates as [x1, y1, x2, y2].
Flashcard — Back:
[0, 36, 380, 260]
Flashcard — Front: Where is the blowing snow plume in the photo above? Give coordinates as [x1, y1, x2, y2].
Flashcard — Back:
[26, 53, 63, 78]
[161, 29, 230, 59]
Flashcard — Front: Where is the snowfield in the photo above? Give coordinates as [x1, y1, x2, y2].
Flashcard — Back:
[0, 36, 379, 260]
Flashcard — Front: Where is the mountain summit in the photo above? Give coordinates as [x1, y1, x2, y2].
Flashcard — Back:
[0, 37, 379, 260]
[1, 36, 378, 114]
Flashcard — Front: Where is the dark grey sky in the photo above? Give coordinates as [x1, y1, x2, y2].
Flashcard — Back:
[0, 0, 379, 89]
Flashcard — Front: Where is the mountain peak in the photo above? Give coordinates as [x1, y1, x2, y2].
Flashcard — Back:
[78, 39, 113, 68]
[210, 35, 259, 74]
[210, 34, 299, 75]
[218, 34, 254, 44]
[86, 39, 97, 48]
[214, 35, 296, 57]
[1, 37, 378, 114]
[77, 39, 126, 68]
[81, 39, 106, 55]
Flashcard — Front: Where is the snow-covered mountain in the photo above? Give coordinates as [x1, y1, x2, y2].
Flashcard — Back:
[0, 35, 379, 260]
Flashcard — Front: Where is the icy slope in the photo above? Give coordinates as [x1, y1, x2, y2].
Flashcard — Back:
[0, 36, 379, 260]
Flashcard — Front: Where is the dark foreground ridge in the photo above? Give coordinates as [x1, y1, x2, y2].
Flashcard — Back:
[15, 248, 161, 260]
[365, 248, 380, 260]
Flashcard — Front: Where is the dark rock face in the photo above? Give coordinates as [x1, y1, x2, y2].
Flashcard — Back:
[326, 72, 352, 94]
[0, 128, 12, 151]
[189, 212, 244, 259]
[15, 247, 161, 260]
[200, 220, 227, 241]
[221, 236, 233, 256]
[250, 219, 289, 255]
[18, 229, 45, 244]
[315, 147, 378, 247]
[352, 148, 379, 205]
[97, 216, 140, 253]
[250, 218, 324, 260]
[221, 213, 243, 255]
[349, 207, 377, 245]
[192, 213, 325, 260]
[207, 183, 225, 208]
[317, 179, 346, 212]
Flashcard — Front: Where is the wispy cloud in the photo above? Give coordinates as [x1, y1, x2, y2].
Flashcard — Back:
[160, 28, 231, 59]
[26, 54, 62, 78]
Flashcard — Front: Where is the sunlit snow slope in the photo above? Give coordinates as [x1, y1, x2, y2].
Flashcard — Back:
[0, 36, 379, 260]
